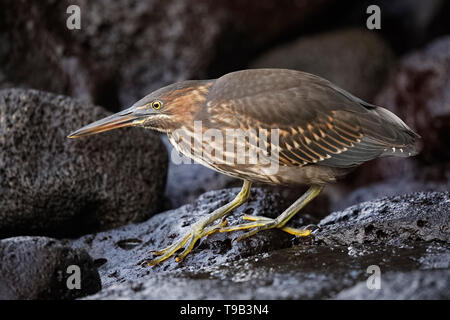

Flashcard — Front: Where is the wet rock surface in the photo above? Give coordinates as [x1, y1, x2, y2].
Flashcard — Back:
[67, 189, 449, 300]
[333, 175, 450, 211]
[1, 0, 450, 302]
[0, 236, 101, 300]
[335, 269, 450, 300]
[84, 241, 450, 300]
[69, 188, 302, 287]
[0, 89, 167, 238]
[315, 191, 450, 246]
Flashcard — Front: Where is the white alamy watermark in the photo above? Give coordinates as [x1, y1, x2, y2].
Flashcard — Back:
[66, 265, 81, 289]
[366, 265, 381, 290]
[66, 5, 81, 30]
[366, 5, 381, 30]
[170, 121, 281, 175]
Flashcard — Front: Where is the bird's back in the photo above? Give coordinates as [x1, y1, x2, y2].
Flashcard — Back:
[203, 68, 419, 171]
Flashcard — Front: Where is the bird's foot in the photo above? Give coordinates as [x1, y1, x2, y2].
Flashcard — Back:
[145, 218, 227, 267]
[219, 214, 311, 241]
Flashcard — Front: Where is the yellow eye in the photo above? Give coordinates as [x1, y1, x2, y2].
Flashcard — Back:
[152, 100, 163, 110]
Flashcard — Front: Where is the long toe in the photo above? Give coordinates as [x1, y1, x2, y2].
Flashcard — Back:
[219, 218, 277, 240]
[220, 215, 312, 240]
[280, 226, 311, 237]
[146, 233, 191, 266]
[146, 219, 228, 266]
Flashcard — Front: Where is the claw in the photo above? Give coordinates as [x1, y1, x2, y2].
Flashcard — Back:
[146, 233, 191, 267]
[175, 235, 197, 263]
[144, 180, 253, 267]
[149, 249, 169, 257]
[146, 218, 230, 266]
[281, 226, 311, 237]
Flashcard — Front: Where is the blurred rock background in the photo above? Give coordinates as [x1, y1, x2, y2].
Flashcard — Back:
[0, 0, 449, 300]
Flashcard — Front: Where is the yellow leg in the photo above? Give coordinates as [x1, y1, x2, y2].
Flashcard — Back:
[146, 180, 252, 266]
[220, 185, 323, 241]
[241, 215, 311, 236]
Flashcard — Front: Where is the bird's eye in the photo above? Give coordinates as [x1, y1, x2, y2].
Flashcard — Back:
[152, 100, 163, 110]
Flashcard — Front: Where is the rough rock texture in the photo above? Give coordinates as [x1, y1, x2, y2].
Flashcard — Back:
[84, 241, 450, 300]
[335, 270, 450, 300]
[250, 28, 395, 102]
[376, 36, 450, 163]
[69, 188, 310, 287]
[0, 236, 101, 300]
[68, 190, 449, 300]
[0, 89, 167, 238]
[2, 1, 449, 302]
[0, 0, 332, 109]
[81, 245, 392, 300]
[332, 173, 450, 211]
[164, 162, 238, 209]
[315, 191, 450, 246]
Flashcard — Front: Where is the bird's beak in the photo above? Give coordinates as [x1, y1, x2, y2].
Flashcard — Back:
[67, 107, 147, 139]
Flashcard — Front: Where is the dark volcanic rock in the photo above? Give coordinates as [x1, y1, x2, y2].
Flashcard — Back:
[0, 0, 332, 109]
[0, 89, 167, 238]
[376, 36, 450, 163]
[82, 245, 368, 300]
[164, 162, 238, 209]
[70, 189, 449, 300]
[341, 0, 448, 53]
[250, 28, 395, 102]
[316, 191, 450, 246]
[332, 174, 450, 211]
[85, 242, 450, 300]
[338, 37, 450, 187]
[335, 270, 450, 300]
[0, 236, 101, 300]
[69, 188, 308, 287]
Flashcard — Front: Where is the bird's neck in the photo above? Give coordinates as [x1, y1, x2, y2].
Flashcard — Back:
[163, 81, 214, 133]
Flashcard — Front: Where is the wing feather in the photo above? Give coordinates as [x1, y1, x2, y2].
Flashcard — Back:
[204, 69, 419, 168]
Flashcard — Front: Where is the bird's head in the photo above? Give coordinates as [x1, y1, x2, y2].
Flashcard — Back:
[67, 80, 213, 138]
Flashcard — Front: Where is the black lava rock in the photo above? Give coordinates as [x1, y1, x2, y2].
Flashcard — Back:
[70, 190, 449, 299]
[251, 28, 394, 102]
[315, 191, 450, 246]
[335, 270, 450, 300]
[376, 36, 450, 163]
[0, 236, 101, 300]
[84, 242, 450, 300]
[0, 89, 167, 238]
[0, 0, 333, 108]
[70, 188, 299, 287]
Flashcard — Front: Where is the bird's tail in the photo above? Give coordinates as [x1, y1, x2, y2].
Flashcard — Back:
[365, 106, 420, 157]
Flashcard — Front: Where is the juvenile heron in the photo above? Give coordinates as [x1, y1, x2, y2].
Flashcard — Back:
[68, 69, 419, 266]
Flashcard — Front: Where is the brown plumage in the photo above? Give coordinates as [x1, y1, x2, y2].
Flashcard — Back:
[68, 68, 420, 266]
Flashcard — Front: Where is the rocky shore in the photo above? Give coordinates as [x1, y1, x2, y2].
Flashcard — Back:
[1, 0, 449, 300]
